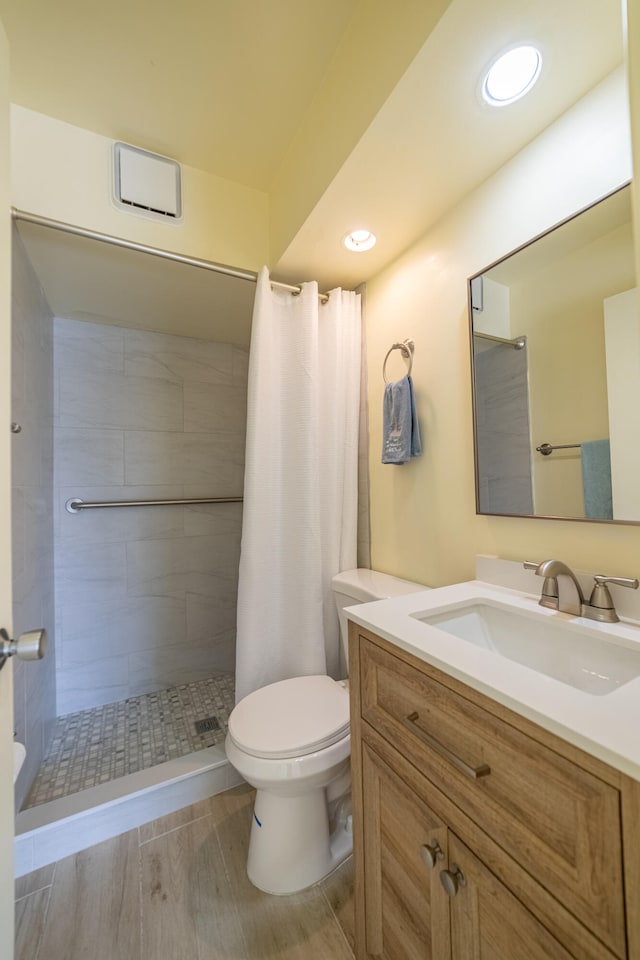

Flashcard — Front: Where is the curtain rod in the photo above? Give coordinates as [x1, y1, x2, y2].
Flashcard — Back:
[11, 208, 330, 301]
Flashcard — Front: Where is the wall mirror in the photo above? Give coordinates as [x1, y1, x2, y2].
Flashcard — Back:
[469, 183, 639, 524]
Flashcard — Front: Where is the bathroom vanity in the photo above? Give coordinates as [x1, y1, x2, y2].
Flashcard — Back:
[347, 580, 640, 960]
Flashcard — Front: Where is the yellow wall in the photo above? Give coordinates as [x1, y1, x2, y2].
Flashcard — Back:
[513, 222, 634, 516]
[10, 106, 269, 271]
[366, 69, 639, 588]
[268, 0, 453, 264]
[627, 0, 640, 283]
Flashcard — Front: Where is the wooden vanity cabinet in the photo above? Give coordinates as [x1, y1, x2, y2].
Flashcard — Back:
[349, 623, 640, 960]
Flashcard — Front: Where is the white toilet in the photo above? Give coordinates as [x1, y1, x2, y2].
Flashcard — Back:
[225, 567, 428, 895]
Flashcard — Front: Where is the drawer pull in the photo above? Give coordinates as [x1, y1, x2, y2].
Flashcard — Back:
[419, 840, 444, 869]
[404, 711, 491, 780]
[440, 865, 466, 898]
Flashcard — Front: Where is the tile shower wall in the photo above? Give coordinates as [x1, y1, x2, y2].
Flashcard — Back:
[474, 340, 534, 515]
[12, 228, 56, 809]
[54, 318, 248, 714]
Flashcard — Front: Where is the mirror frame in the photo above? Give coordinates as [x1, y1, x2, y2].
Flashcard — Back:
[467, 181, 638, 526]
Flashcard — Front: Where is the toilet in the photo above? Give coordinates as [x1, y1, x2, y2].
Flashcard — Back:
[225, 567, 428, 895]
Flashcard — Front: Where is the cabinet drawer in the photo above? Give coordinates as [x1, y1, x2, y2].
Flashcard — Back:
[360, 637, 626, 959]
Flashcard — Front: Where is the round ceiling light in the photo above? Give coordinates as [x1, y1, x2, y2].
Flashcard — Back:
[343, 229, 377, 252]
[482, 45, 542, 106]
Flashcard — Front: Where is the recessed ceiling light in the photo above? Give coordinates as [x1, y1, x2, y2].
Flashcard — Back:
[482, 45, 542, 106]
[343, 229, 377, 252]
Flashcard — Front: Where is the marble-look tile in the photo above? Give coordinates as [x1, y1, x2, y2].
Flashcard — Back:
[183, 499, 242, 538]
[126, 534, 239, 600]
[56, 484, 184, 547]
[54, 317, 124, 374]
[35, 831, 141, 960]
[127, 640, 229, 696]
[12, 416, 44, 488]
[54, 427, 125, 485]
[124, 431, 243, 488]
[55, 541, 127, 608]
[11, 235, 56, 817]
[232, 345, 249, 385]
[56, 655, 130, 715]
[186, 593, 237, 645]
[58, 370, 183, 431]
[59, 595, 187, 664]
[125, 328, 234, 384]
[184, 380, 247, 435]
[12, 485, 25, 584]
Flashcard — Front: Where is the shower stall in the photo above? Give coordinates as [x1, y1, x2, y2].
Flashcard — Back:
[11, 214, 258, 870]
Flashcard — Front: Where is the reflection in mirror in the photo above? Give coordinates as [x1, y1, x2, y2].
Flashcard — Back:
[469, 183, 639, 524]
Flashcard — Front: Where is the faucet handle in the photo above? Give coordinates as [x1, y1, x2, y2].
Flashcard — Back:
[587, 575, 639, 623]
[593, 575, 639, 590]
[523, 560, 559, 609]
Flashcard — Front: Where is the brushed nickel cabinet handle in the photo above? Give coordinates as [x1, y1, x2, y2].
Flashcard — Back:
[419, 840, 444, 870]
[404, 711, 491, 780]
[440, 865, 466, 897]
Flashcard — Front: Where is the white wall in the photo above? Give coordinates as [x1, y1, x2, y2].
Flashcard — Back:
[10, 106, 270, 272]
[367, 68, 639, 588]
[53, 319, 247, 713]
[605, 287, 640, 520]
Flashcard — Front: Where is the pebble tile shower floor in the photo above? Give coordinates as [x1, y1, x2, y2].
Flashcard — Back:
[24, 674, 236, 808]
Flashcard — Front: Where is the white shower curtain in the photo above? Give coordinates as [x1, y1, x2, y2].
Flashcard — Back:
[235, 267, 362, 702]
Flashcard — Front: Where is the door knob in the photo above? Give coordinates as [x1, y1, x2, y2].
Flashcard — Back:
[0, 627, 47, 669]
[440, 865, 466, 897]
[420, 840, 444, 869]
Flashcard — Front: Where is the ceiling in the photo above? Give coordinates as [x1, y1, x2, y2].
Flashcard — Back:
[273, 0, 625, 289]
[1, 0, 627, 339]
[14, 220, 257, 344]
[0, 0, 357, 192]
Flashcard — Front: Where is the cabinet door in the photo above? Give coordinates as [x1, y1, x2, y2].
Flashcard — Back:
[445, 834, 576, 960]
[362, 742, 450, 960]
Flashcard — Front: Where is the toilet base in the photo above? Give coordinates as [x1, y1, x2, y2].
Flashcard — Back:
[247, 787, 352, 895]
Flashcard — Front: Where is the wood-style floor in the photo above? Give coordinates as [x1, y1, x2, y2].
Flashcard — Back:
[14, 783, 355, 960]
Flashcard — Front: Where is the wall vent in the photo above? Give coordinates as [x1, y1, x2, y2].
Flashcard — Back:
[113, 142, 182, 221]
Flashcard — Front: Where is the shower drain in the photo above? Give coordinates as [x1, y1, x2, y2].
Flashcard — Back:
[194, 716, 221, 735]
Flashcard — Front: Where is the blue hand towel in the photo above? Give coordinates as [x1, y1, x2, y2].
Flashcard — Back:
[382, 375, 422, 464]
[581, 439, 613, 519]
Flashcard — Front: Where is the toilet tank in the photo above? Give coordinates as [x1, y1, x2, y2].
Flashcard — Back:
[331, 568, 429, 674]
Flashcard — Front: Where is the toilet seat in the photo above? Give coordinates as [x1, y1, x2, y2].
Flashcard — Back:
[228, 675, 350, 760]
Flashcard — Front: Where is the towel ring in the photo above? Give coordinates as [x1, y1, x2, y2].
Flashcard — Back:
[383, 339, 415, 383]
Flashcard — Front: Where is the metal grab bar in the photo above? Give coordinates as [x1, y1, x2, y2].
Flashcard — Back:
[66, 496, 243, 514]
[536, 442, 582, 456]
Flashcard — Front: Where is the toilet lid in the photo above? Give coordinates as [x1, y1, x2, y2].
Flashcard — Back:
[227, 675, 350, 759]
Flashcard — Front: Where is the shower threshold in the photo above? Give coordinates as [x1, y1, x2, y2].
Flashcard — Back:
[15, 675, 241, 877]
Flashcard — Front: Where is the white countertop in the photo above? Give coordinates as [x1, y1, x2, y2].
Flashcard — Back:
[346, 579, 640, 782]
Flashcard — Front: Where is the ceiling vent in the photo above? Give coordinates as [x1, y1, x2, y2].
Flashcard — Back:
[113, 142, 182, 221]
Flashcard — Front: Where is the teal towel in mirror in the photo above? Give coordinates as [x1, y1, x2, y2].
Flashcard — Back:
[382, 374, 422, 464]
[581, 439, 613, 519]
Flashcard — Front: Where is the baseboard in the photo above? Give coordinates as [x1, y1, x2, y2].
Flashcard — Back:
[15, 746, 243, 877]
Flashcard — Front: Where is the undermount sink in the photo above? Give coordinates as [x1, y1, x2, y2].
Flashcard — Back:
[413, 600, 640, 696]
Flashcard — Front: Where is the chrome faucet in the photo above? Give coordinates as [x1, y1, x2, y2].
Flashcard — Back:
[523, 560, 639, 623]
